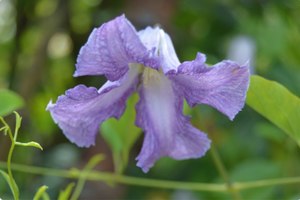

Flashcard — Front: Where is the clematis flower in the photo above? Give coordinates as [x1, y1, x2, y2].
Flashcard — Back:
[47, 15, 250, 173]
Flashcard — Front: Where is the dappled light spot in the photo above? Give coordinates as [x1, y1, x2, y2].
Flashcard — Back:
[35, 0, 58, 18]
[47, 32, 73, 59]
[0, 0, 16, 43]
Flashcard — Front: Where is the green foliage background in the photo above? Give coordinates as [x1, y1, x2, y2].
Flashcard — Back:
[0, 0, 300, 199]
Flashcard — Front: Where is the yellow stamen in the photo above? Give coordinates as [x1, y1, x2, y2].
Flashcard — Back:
[142, 67, 162, 88]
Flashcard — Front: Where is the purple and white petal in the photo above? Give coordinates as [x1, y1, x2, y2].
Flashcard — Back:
[138, 26, 160, 56]
[47, 64, 141, 147]
[135, 71, 211, 172]
[158, 30, 181, 75]
[139, 27, 180, 75]
[74, 14, 159, 81]
[174, 53, 250, 120]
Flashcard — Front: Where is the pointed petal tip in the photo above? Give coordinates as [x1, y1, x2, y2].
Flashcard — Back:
[196, 52, 207, 62]
[73, 70, 79, 77]
[114, 14, 126, 23]
[243, 58, 251, 66]
[46, 99, 55, 111]
[228, 115, 235, 121]
[136, 162, 151, 173]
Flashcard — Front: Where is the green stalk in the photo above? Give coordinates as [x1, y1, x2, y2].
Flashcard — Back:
[0, 161, 226, 192]
[194, 106, 242, 200]
[7, 141, 18, 200]
[234, 177, 300, 190]
[209, 143, 242, 199]
[70, 154, 105, 200]
[1, 161, 300, 192]
[1, 117, 19, 200]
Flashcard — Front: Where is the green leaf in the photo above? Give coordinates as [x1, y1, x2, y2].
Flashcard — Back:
[0, 116, 9, 136]
[212, 159, 282, 200]
[183, 98, 192, 116]
[230, 159, 282, 200]
[12, 111, 22, 141]
[15, 141, 43, 150]
[254, 122, 286, 144]
[33, 185, 48, 200]
[0, 169, 19, 199]
[0, 90, 25, 117]
[58, 182, 76, 200]
[14, 112, 22, 133]
[100, 93, 142, 171]
[246, 75, 300, 146]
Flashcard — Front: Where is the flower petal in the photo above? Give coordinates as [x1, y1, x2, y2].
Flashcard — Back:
[138, 26, 160, 56]
[174, 53, 250, 120]
[74, 14, 159, 81]
[158, 30, 181, 75]
[135, 73, 211, 172]
[138, 27, 180, 75]
[47, 64, 141, 147]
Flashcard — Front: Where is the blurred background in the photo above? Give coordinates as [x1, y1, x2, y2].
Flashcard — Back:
[0, 0, 300, 199]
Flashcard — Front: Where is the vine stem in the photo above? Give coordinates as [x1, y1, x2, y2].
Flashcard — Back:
[7, 139, 18, 200]
[194, 106, 242, 200]
[70, 154, 105, 200]
[0, 117, 19, 200]
[210, 143, 242, 199]
[0, 161, 226, 192]
[1, 161, 300, 192]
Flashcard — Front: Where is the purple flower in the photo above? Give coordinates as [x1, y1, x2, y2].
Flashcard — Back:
[47, 15, 250, 173]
